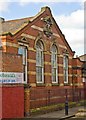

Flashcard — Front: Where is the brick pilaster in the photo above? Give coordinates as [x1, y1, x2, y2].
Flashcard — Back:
[24, 86, 30, 117]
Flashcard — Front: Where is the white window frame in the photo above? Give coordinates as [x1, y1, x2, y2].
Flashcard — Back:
[51, 45, 58, 83]
[63, 55, 68, 84]
[36, 41, 44, 83]
[18, 45, 27, 84]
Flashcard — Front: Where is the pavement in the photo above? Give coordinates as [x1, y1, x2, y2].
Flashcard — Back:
[29, 106, 85, 119]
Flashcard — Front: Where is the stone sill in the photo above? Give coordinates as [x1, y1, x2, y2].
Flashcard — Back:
[36, 83, 45, 87]
[64, 83, 70, 86]
[52, 83, 59, 86]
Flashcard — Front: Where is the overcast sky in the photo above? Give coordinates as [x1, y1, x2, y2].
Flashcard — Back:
[0, 0, 85, 56]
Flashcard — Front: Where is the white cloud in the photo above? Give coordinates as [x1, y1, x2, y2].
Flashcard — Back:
[18, 0, 84, 55]
[19, 0, 85, 3]
[0, 0, 11, 13]
[56, 10, 84, 29]
[0, 0, 84, 56]
[19, 0, 85, 6]
[0, 0, 85, 13]
[54, 9, 84, 55]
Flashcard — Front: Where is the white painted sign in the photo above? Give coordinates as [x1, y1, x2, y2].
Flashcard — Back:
[0, 72, 23, 83]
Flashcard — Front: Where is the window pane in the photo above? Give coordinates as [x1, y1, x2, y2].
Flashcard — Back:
[36, 41, 44, 83]
[52, 68, 57, 82]
[52, 45, 57, 53]
[36, 50, 41, 66]
[23, 48, 26, 65]
[36, 67, 42, 82]
[64, 70, 66, 82]
[18, 47, 23, 55]
[51, 45, 57, 83]
[51, 54, 57, 67]
[18, 46, 27, 65]
[66, 56, 68, 69]
[18, 46, 27, 83]
[63, 55, 68, 83]
[64, 56, 68, 69]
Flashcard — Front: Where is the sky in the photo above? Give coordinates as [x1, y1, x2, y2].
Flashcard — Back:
[0, 0, 85, 56]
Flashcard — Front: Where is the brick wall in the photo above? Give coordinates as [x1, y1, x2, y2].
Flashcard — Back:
[1, 7, 74, 88]
[73, 58, 83, 87]
[2, 85, 24, 118]
[2, 52, 23, 72]
[0, 51, 24, 119]
[0, 86, 2, 118]
[0, 51, 2, 72]
[30, 87, 84, 109]
[0, 7, 85, 118]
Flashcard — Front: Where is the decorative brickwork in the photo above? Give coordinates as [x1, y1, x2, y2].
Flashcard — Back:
[0, 6, 85, 118]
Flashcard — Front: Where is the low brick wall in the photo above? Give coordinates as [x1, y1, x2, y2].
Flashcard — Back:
[30, 87, 84, 109]
[0, 86, 2, 118]
[0, 85, 24, 119]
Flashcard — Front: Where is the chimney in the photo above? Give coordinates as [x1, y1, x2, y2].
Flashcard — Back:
[76, 55, 78, 58]
[0, 17, 5, 23]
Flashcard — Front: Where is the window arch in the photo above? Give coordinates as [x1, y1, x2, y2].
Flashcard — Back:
[51, 44, 58, 83]
[36, 41, 44, 83]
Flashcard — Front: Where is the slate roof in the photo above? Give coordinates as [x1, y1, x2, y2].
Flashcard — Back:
[0, 17, 33, 35]
[0, 6, 46, 36]
[82, 62, 86, 73]
[79, 54, 86, 61]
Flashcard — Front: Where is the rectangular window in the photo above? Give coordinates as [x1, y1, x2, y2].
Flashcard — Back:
[18, 46, 27, 83]
[63, 55, 68, 83]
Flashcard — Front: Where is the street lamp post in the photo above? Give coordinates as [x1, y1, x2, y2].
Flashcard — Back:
[65, 89, 68, 115]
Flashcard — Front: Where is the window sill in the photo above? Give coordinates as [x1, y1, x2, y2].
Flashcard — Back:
[52, 83, 59, 86]
[64, 83, 70, 86]
[24, 84, 31, 88]
[36, 83, 45, 87]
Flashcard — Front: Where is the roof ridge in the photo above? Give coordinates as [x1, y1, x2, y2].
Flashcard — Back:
[5, 6, 48, 23]
[5, 16, 33, 22]
[79, 54, 86, 57]
[0, 6, 50, 36]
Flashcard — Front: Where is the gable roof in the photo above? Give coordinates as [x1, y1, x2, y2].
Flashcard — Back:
[79, 54, 86, 61]
[0, 6, 74, 55]
[0, 7, 46, 36]
[0, 17, 32, 35]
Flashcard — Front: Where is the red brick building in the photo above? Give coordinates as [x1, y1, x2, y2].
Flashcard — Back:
[0, 6, 85, 118]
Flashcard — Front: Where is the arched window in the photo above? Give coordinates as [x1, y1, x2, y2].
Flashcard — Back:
[51, 44, 58, 83]
[36, 41, 44, 83]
